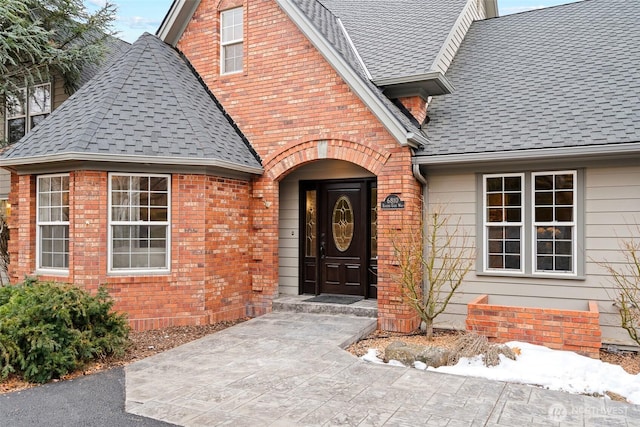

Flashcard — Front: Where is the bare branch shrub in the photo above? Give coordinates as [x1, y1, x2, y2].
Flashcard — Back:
[392, 204, 474, 340]
[599, 228, 640, 346]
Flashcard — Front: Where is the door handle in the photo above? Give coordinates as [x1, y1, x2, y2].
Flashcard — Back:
[320, 241, 326, 258]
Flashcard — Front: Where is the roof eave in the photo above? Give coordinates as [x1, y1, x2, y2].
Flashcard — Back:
[375, 72, 455, 98]
[0, 152, 264, 175]
[276, 0, 419, 148]
[412, 142, 640, 166]
[157, 0, 200, 46]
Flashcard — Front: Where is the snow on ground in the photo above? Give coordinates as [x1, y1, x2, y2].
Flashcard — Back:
[361, 342, 640, 404]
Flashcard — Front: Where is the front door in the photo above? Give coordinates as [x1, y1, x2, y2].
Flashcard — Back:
[300, 179, 377, 297]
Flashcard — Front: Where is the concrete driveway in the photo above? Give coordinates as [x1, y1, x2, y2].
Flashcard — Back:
[125, 312, 640, 426]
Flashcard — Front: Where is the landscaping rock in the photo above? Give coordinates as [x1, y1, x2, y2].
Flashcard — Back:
[384, 341, 452, 368]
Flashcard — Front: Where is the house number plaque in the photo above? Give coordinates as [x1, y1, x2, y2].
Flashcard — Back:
[381, 194, 405, 210]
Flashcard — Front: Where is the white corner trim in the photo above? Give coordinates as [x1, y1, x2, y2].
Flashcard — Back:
[336, 18, 372, 81]
[275, 0, 416, 147]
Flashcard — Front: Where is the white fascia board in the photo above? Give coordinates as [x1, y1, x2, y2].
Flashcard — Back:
[275, 0, 415, 148]
[0, 152, 264, 175]
[412, 142, 640, 166]
[157, 0, 201, 47]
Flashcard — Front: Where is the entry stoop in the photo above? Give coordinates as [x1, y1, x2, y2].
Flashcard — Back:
[273, 295, 378, 318]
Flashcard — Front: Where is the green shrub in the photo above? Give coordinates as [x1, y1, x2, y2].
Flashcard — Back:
[0, 280, 129, 383]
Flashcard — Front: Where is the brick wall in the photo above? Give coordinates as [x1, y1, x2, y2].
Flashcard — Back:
[466, 295, 602, 358]
[7, 171, 253, 331]
[177, 0, 422, 331]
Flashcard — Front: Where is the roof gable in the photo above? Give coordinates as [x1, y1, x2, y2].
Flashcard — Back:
[1, 33, 262, 175]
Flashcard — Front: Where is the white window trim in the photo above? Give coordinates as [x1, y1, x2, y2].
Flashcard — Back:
[531, 170, 577, 277]
[4, 83, 52, 144]
[107, 173, 171, 275]
[220, 7, 244, 75]
[481, 170, 580, 277]
[483, 173, 525, 275]
[36, 173, 70, 275]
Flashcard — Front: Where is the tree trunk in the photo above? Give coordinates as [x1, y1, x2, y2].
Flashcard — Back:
[425, 318, 434, 340]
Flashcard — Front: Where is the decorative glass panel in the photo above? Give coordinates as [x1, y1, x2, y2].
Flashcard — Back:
[371, 188, 377, 258]
[305, 190, 316, 257]
[332, 195, 354, 252]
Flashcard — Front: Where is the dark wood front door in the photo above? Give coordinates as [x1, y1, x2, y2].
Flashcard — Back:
[300, 179, 377, 298]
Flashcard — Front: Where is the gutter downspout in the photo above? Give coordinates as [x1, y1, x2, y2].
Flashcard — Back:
[412, 157, 429, 332]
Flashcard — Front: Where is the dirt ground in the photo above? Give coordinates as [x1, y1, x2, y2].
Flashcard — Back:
[1, 322, 638, 395]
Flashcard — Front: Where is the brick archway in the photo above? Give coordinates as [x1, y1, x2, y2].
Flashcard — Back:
[264, 138, 391, 182]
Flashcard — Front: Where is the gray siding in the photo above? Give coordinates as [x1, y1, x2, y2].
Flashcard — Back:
[278, 160, 374, 296]
[426, 164, 640, 346]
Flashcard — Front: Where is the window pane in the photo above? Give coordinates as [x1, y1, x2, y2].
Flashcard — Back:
[487, 225, 521, 271]
[487, 193, 502, 207]
[29, 85, 51, 115]
[488, 255, 503, 269]
[486, 177, 502, 192]
[535, 207, 553, 222]
[505, 255, 521, 270]
[504, 193, 521, 206]
[504, 176, 521, 191]
[487, 208, 503, 222]
[6, 90, 25, 117]
[535, 175, 553, 190]
[110, 175, 169, 271]
[8, 118, 26, 144]
[555, 174, 573, 189]
[555, 207, 573, 222]
[555, 191, 573, 206]
[535, 192, 553, 205]
[505, 208, 521, 222]
[224, 44, 243, 73]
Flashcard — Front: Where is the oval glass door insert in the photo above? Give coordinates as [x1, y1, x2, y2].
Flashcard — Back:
[332, 195, 354, 252]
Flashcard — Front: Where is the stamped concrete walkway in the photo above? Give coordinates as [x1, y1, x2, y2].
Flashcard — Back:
[126, 312, 640, 426]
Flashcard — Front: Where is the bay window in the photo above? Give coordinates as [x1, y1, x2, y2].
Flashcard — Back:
[109, 174, 170, 272]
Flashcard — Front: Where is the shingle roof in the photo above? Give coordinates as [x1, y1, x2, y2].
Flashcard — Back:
[1, 33, 262, 173]
[317, 0, 468, 81]
[419, 0, 640, 158]
[78, 35, 131, 87]
[289, 0, 424, 137]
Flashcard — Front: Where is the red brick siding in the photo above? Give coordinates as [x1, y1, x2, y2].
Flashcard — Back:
[398, 96, 427, 125]
[7, 171, 253, 331]
[466, 295, 602, 358]
[178, 0, 422, 331]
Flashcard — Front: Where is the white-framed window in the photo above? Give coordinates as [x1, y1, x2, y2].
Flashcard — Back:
[220, 7, 243, 74]
[484, 173, 524, 273]
[532, 171, 576, 274]
[108, 174, 170, 273]
[37, 174, 70, 272]
[482, 170, 579, 276]
[5, 83, 51, 144]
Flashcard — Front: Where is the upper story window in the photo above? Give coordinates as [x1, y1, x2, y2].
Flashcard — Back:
[220, 7, 244, 74]
[482, 170, 579, 277]
[37, 174, 70, 272]
[5, 83, 51, 144]
[109, 174, 170, 273]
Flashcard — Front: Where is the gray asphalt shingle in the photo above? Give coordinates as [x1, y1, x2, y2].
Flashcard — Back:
[318, 0, 468, 81]
[2, 33, 262, 171]
[419, 0, 640, 157]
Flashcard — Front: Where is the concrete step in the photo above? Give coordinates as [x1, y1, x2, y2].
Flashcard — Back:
[273, 294, 378, 318]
